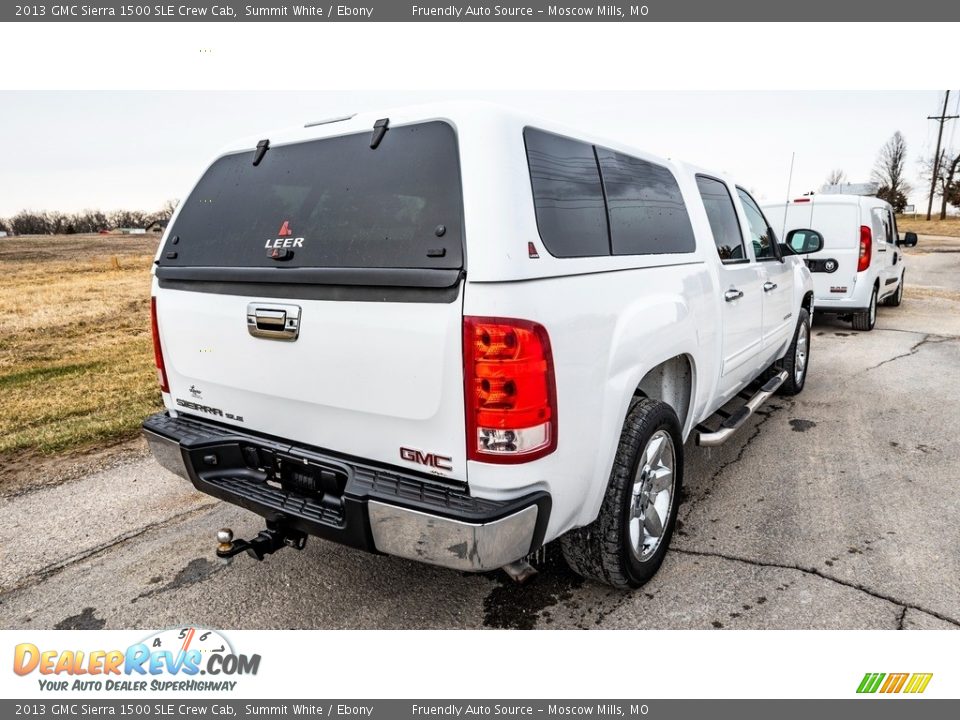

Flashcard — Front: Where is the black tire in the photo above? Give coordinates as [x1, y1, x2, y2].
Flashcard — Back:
[884, 273, 904, 307]
[777, 308, 810, 396]
[851, 287, 877, 331]
[560, 397, 683, 589]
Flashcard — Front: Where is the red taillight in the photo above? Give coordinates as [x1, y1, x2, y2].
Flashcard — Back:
[463, 316, 557, 464]
[150, 296, 169, 393]
[858, 225, 872, 272]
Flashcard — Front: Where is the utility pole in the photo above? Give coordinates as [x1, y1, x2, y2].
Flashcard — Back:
[926, 91, 959, 221]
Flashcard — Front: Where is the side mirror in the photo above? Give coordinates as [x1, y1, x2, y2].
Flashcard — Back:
[897, 231, 918, 248]
[785, 228, 824, 255]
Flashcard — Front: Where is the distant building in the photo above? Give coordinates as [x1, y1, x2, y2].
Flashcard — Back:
[118, 228, 147, 235]
[145, 220, 168, 233]
[821, 182, 880, 196]
[0, 231, 8, 238]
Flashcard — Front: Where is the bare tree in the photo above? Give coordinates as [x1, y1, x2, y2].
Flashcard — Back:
[160, 198, 179, 220]
[872, 132, 912, 213]
[9, 211, 52, 235]
[922, 150, 960, 220]
[108, 209, 149, 229]
[825, 168, 847, 186]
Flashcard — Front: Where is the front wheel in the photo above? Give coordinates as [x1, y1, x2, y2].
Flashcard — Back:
[777, 308, 810, 396]
[852, 287, 877, 331]
[560, 398, 683, 589]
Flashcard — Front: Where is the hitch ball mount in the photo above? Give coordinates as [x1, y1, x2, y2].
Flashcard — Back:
[216, 521, 307, 561]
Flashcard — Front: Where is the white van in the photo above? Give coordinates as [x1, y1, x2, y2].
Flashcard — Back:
[763, 194, 917, 330]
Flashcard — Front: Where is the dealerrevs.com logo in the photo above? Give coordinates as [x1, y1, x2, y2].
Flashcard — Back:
[13, 627, 260, 692]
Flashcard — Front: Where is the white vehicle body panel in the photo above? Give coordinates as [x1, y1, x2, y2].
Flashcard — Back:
[150, 101, 816, 554]
[156, 286, 469, 479]
[763, 194, 904, 312]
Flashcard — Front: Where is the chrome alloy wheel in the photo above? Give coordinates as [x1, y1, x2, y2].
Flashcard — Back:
[794, 321, 809, 385]
[629, 429, 676, 562]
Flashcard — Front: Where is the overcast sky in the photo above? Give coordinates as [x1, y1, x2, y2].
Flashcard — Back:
[1, 90, 956, 217]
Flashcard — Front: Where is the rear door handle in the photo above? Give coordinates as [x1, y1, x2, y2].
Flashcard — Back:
[724, 289, 744, 302]
[247, 303, 301, 341]
[763, 282, 778, 292]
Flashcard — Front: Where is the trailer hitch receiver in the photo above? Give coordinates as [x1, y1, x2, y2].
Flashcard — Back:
[215, 521, 307, 561]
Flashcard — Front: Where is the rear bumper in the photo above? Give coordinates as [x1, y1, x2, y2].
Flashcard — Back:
[813, 292, 869, 314]
[814, 304, 870, 314]
[814, 275, 874, 313]
[142, 412, 550, 572]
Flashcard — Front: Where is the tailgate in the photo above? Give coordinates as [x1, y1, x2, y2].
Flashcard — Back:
[155, 286, 468, 479]
[153, 120, 469, 480]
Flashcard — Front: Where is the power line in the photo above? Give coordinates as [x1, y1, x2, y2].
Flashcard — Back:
[926, 90, 960, 221]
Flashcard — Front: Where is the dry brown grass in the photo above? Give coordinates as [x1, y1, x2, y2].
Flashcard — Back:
[0, 234, 163, 461]
[896, 215, 960, 238]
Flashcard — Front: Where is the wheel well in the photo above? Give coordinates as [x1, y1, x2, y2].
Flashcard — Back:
[802, 290, 814, 314]
[633, 355, 693, 432]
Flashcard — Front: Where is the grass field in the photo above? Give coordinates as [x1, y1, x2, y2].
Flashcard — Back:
[896, 215, 960, 238]
[0, 234, 163, 463]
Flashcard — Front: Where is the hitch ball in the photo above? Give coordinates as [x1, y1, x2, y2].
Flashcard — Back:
[217, 528, 234, 553]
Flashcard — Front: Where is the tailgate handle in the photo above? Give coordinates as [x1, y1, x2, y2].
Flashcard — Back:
[247, 303, 301, 341]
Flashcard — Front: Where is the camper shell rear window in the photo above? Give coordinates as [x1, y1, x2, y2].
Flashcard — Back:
[159, 121, 464, 271]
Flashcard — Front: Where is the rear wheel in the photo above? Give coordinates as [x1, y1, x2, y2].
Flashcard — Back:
[852, 287, 877, 331]
[777, 308, 810, 396]
[884, 273, 904, 307]
[560, 398, 683, 589]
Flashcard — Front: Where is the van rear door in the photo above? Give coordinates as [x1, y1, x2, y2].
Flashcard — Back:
[152, 121, 469, 480]
[769, 200, 860, 301]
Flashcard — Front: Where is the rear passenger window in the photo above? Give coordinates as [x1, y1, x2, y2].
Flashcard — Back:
[596, 148, 696, 255]
[524, 128, 609, 257]
[695, 176, 745, 262]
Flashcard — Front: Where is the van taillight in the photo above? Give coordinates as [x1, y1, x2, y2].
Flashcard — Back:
[858, 225, 872, 272]
[150, 296, 169, 393]
[463, 316, 557, 464]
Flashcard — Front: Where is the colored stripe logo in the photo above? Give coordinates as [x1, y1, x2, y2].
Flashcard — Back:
[857, 672, 933, 694]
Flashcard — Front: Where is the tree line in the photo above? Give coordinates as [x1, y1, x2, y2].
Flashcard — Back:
[824, 131, 959, 218]
[0, 200, 178, 236]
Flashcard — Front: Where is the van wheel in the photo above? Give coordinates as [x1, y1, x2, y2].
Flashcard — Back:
[852, 288, 877, 331]
[560, 398, 683, 589]
[884, 273, 904, 307]
[776, 308, 810, 396]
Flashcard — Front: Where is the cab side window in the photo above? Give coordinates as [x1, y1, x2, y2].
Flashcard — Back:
[696, 175, 746, 263]
[736, 188, 777, 261]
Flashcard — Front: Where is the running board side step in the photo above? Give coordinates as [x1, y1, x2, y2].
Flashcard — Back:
[695, 370, 788, 447]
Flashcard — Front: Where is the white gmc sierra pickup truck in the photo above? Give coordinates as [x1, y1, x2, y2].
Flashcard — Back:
[143, 103, 822, 588]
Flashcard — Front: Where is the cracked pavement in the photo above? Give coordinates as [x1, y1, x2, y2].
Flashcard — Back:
[1, 240, 959, 630]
